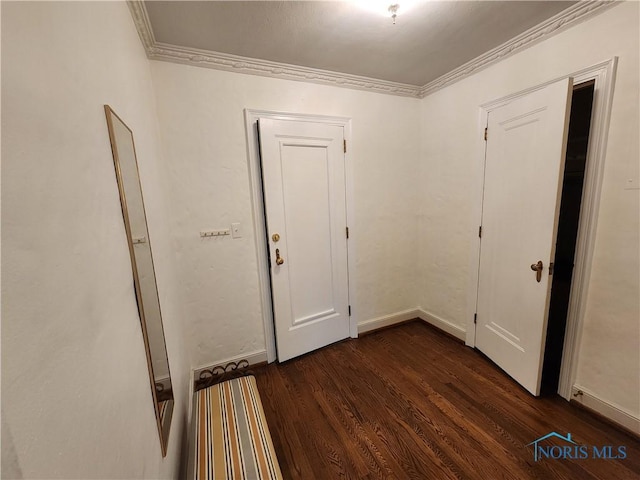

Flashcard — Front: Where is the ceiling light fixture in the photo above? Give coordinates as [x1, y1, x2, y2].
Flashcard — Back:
[351, 1, 415, 20]
[388, 4, 400, 24]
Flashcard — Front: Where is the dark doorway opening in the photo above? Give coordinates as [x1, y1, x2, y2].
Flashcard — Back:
[540, 81, 595, 395]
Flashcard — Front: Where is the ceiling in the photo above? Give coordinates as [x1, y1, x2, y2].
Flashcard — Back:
[144, 1, 576, 87]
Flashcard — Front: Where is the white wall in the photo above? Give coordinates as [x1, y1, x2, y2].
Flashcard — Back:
[2, 2, 189, 478]
[149, 62, 421, 369]
[4, 6, 637, 476]
[418, 2, 639, 417]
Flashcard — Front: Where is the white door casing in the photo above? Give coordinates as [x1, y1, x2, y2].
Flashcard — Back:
[258, 118, 350, 361]
[476, 78, 573, 395]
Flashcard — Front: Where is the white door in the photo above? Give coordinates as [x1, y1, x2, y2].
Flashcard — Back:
[476, 78, 573, 395]
[258, 118, 350, 362]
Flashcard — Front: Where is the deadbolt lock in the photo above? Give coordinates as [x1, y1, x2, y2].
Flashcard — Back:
[272, 233, 280, 242]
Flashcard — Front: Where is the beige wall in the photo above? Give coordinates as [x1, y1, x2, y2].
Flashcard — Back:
[2, 2, 189, 478]
[418, 2, 639, 416]
[149, 61, 421, 369]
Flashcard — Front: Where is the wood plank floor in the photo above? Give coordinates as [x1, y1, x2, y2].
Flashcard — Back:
[253, 321, 640, 479]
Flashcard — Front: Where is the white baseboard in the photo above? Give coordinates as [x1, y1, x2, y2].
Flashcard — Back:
[418, 308, 466, 341]
[357, 308, 421, 334]
[572, 384, 640, 435]
[357, 307, 467, 343]
[193, 349, 268, 381]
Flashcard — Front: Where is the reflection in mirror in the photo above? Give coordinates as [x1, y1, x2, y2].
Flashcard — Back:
[104, 105, 173, 456]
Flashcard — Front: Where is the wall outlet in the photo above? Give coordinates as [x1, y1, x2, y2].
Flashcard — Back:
[231, 222, 242, 239]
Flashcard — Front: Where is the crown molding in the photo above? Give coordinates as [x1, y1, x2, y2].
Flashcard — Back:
[127, 0, 155, 51]
[128, 0, 616, 100]
[419, 1, 618, 97]
[148, 42, 422, 98]
[126, 0, 420, 98]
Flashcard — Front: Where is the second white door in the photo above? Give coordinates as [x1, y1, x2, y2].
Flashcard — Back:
[476, 78, 574, 395]
[258, 118, 350, 362]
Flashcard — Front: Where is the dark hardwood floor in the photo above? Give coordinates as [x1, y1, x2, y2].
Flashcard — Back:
[253, 321, 640, 479]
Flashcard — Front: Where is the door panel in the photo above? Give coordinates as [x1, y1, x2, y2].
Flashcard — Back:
[476, 78, 573, 395]
[258, 119, 349, 361]
[281, 145, 335, 324]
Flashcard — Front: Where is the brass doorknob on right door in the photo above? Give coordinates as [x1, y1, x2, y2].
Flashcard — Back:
[530, 260, 543, 282]
[275, 248, 285, 266]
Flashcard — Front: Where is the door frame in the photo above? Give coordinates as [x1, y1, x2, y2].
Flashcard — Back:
[465, 58, 618, 400]
[243, 109, 357, 363]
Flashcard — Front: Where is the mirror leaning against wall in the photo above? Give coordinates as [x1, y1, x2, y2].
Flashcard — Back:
[104, 105, 173, 456]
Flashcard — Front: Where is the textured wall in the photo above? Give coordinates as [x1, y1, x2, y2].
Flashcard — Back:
[4, 6, 637, 478]
[2, 2, 189, 478]
[150, 62, 421, 369]
[418, 2, 639, 416]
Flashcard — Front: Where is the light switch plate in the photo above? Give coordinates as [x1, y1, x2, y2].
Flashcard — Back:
[200, 229, 230, 238]
[231, 222, 242, 239]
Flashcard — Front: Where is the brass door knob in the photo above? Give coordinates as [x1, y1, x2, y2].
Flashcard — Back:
[272, 233, 280, 242]
[275, 248, 284, 266]
[530, 260, 543, 282]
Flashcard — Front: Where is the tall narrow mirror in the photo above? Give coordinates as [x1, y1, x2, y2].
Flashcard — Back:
[104, 105, 173, 456]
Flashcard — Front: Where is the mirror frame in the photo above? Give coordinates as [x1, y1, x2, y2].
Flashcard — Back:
[104, 105, 173, 456]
